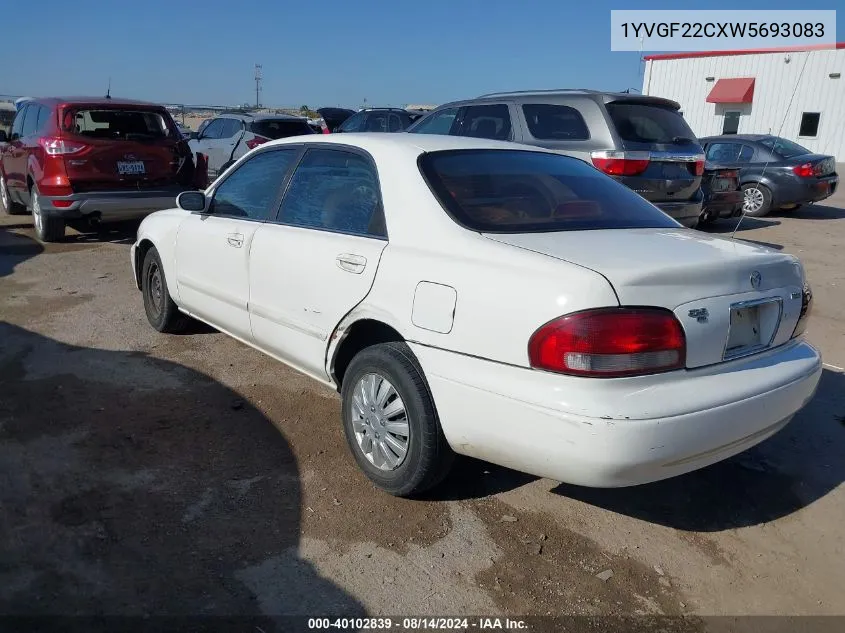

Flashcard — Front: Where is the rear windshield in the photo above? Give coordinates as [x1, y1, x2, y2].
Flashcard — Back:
[419, 150, 680, 233]
[250, 120, 313, 139]
[62, 109, 175, 140]
[606, 102, 697, 145]
[758, 136, 810, 159]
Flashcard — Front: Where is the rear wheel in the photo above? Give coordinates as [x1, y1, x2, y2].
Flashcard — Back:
[341, 342, 454, 497]
[142, 247, 190, 333]
[741, 183, 772, 217]
[0, 172, 26, 215]
[30, 186, 65, 242]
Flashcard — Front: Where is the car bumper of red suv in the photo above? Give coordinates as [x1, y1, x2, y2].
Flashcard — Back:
[39, 188, 189, 222]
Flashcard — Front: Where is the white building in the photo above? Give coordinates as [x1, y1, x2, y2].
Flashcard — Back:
[642, 43, 845, 159]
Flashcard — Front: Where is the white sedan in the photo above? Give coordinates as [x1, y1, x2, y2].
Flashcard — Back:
[131, 133, 822, 497]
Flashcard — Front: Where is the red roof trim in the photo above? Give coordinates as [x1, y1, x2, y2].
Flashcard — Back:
[644, 42, 844, 61]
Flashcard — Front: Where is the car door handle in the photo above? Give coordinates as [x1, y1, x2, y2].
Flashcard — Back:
[336, 253, 367, 274]
[227, 233, 244, 248]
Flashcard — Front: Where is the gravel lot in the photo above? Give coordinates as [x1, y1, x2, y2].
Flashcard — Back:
[2, 190, 844, 628]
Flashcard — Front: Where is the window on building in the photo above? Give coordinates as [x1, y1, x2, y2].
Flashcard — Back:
[722, 111, 740, 135]
[798, 112, 820, 138]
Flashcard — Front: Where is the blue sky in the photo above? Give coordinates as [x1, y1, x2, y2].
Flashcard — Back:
[3, 0, 842, 108]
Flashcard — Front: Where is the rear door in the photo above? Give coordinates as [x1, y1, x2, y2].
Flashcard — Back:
[249, 146, 388, 380]
[59, 106, 185, 192]
[454, 104, 513, 141]
[604, 100, 704, 204]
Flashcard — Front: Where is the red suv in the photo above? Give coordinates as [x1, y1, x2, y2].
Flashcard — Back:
[0, 97, 197, 241]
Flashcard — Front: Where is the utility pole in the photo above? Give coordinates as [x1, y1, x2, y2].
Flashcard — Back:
[254, 64, 263, 108]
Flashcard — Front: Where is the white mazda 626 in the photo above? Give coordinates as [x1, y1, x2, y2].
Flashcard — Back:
[131, 133, 822, 496]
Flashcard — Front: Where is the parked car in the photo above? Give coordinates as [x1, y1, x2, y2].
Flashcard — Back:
[698, 164, 743, 225]
[189, 112, 314, 178]
[174, 121, 194, 139]
[407, 90, 706, 227]
[0, 97, 197, 242]
[131, 133, 820, 496]
[699, 135, 839, 217]
[335, 108, 420, 133]
[316, 107, 356, 133]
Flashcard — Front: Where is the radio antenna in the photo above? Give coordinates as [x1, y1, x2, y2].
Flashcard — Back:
[105, 77, 112, 99]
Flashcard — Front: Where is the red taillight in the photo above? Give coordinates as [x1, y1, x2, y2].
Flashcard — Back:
[590, 151, 650, 176]
[528, 308, 686, 378]
[39, 137, 87, 156]
[246, 136, 270, 150]
[792, 162, 815, 178]
[694, 159, 705, 176]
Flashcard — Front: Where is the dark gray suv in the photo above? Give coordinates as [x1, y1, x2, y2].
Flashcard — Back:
[407, 90, 706, 227]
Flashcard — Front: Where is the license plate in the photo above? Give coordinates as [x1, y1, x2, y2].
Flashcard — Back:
[713, 177, 733, 192]
[725, 305, 761, 356]
[117, 161, 145, 175]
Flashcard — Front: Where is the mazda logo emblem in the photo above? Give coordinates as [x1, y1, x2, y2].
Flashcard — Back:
[750, 271, 762, 289]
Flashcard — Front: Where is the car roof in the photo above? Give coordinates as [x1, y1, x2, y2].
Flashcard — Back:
[432, 89, 680, 110]
[33, 96, 166, 108]
[700, 134, 772, 142]
[265, 131, 554, 156]
[214, 112, 307, 122]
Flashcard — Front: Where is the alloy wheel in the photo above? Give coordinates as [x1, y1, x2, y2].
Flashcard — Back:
[743, 187, 764, 214]
[0, 175, 9, 210]
[350, 372, 410, 471]
[31, 190, 43, 234]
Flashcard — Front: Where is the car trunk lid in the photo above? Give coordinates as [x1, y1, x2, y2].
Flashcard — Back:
[484, 228, 805, 368]
[58, 105, 191, 191]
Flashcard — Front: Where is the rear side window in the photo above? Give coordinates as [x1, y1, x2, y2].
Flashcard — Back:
[62, 109, 174, 140]
[219, 118, 242, 138]
[606, 102, 697, 145]
[338, 112, 366, 133]
[250, 119, 312, 139]
[35, 105, 52, 133]
[21, 106, 38, 137]
[522, 104, 589, 140]
[210, 149, 298, 219]
[408, 107, 459, 135]
[364, 113, 388, 132]
[759, 136, 810, 159]
[457, 104, 511, 140]
[419, 149, 679, 233]
[280, 149, 384, 237]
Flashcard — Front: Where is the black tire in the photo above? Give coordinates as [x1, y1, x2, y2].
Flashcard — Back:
[0, 172, 26, 215]
[779, 203, 802, 211]
[740, 183, 773, 217]
[30, 186, 65, 242]
[141, 247, 190, 333]
[341, 342, 454, 497]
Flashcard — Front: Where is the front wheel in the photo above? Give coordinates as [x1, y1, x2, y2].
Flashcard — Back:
[141, 247, 190, 333]
[741, 183, 772, 217]
[31, 186, 65, 242]
[341, 342, 454, 497]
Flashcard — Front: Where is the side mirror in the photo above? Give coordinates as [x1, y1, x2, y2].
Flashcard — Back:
[0, 130, 7, 143]
[177, 191, 207, 212]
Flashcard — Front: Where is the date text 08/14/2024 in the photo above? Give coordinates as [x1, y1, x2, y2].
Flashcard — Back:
[307, 617, 529, 630]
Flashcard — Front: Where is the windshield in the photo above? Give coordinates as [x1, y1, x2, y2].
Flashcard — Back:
[606, 102, 697, 145]
[759, 136, 811, 159]
[419, 149, 681, 233]
[62, 109, 175, 141]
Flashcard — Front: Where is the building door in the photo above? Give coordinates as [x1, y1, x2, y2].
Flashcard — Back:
[722, 111, 740, 135]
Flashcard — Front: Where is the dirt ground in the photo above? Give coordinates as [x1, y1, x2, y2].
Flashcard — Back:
[1, 189, 844, 630]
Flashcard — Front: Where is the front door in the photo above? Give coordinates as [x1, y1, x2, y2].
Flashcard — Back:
[174, 147, 299, 340]
[249, 147, 388, 380]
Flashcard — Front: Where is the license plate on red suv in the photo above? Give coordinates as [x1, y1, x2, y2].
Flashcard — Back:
[117, 161, 145, 175]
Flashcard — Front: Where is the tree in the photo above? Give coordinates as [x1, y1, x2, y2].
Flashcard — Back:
[300, 105, 310, 113]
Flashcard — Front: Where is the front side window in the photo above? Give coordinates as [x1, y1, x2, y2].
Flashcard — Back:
[407, 107, 459, 135]
[364, 113, 388, 132]
[522, 104, 590, 141]
[209, 149, 298, 220]
[457, 104, 512, 140]
[387, 113, 405, 132]
[219, 118, 242, 138]
[706, 142, 742, 163]
[420, 149, 679, 233]
[280, 148, 384, 237]
[338, 112, 366, 133]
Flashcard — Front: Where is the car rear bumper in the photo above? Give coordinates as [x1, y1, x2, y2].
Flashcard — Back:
[410, 339, 821, 487]
[774, 174, 838, 207]
[40, 188, 188, 222]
